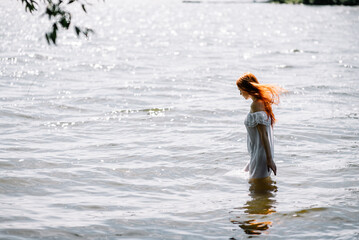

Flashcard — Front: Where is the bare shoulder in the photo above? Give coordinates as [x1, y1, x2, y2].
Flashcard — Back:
[251, 99, 265, 112]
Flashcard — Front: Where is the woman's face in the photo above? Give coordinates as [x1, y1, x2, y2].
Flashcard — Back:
[239, 88, 250, 100]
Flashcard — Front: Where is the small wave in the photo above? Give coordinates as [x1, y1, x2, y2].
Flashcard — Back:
[340, 64, 358, 69]
[43, 121, 80, 128]
[275, 64, 295, 69]
[224, 168, 249, 180]
[346, 113, 358, 119]
[345, 187, 359, 195]
[1, 109, 38, 120]
[297, 85, 331, 92]
[26, 53, 55, 61]
[52, 103, 90, 112]
[288, 207, 328, 217]
[106, 107, 172, 116]
[328, 91, 359, 98]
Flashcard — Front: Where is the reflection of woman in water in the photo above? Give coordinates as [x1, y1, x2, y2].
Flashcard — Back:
[231, 178, 278, 236]
[236, 72, 284, 179]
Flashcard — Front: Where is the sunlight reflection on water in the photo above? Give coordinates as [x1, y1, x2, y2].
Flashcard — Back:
[0, 0, 359, 239]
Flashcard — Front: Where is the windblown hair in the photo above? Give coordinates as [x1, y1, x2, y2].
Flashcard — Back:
[236, 72, 284, 126]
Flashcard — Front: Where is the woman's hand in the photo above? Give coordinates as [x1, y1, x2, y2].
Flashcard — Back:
[267, 158, 277, 176]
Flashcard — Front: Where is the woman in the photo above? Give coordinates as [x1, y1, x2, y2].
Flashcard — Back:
[236, 72, 283, 179]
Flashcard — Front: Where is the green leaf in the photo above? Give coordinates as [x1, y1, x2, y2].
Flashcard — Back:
[83, 28, 94, 37]
[81, 4, 87, 13]
[59, 14, 71, 29]
[53, 23, 58, 31]
[45, 33, 50, 44]
[74, 26, 81, 36]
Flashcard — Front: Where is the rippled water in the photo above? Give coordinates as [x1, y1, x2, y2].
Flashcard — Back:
[1, 0, 359, 239]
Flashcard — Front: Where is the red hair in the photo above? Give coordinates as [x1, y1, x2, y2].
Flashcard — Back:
[236, 72, 284, 126]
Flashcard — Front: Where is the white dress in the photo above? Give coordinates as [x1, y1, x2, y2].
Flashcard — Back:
[243, 111, 274, 179]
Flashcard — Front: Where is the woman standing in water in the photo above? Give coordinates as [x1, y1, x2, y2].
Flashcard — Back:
[236, 73, 284, 179]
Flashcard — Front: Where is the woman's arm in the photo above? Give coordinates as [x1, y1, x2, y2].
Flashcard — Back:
[256, 124, 277, 175]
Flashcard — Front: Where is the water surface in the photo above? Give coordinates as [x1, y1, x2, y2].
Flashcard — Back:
[0, 0, 358, 239]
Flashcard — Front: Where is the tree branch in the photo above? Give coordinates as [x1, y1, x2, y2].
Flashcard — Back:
[18, 0, 96, 45]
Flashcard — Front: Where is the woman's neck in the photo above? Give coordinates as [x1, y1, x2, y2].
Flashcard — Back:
[250, 95, 258, 101]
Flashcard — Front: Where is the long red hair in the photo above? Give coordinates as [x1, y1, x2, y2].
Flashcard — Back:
[236, 72, 284, 126]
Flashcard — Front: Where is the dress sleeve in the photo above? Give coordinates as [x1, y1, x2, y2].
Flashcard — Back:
[246, 112, 271, 127]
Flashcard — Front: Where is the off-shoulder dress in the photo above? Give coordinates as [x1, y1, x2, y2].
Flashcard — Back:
[243, 111, 274, 179]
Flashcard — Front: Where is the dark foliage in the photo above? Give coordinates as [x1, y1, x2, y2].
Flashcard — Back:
[302, 0, 359, 4]
[19, 0, 98, 45]
[272, 0, 359, 5]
